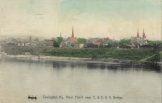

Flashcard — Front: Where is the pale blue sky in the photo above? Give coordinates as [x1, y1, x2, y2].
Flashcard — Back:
[59, 0, 161, 40]
[60, 0, 160, 18]
[0, 0, 161, 40]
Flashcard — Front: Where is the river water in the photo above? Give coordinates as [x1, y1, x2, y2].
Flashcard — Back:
[0, 59, 161, 103]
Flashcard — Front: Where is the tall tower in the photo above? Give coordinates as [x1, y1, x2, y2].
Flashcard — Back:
[72, 27, 74, 38]
[142, 29, 146, 39]
[137, 28, 139, 38]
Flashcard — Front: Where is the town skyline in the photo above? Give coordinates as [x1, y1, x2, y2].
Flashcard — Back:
[0, 27, 160, 41]
[0, 0, 161, 40]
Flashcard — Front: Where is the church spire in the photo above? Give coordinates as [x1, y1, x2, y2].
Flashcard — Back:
[72, 27, 74, 38]
[137, 28, 139, 38]
[143, 28, 146, 39]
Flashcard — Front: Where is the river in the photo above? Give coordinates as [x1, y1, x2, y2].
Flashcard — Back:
[0, 59, 161, 103]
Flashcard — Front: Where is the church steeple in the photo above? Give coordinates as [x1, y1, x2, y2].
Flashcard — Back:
[137, 28, 139, 38]
[142, 28, 146, 39]
[72, 27, 74, 38]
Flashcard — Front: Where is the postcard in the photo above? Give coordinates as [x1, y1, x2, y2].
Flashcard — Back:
[0, 0, 161, 103]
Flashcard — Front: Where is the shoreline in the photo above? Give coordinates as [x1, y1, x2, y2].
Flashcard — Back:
[1, 54, 134, 65]
[1, 54, 161, 72]
[1, 54, 161, 65]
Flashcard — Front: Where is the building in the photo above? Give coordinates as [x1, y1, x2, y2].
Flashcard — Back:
[85, 37, 112, 48]
[60, 28, 79, 48]
[85, 38, 102, 48]
[131, 29, 147, 48]
[102, 37, 114, 47]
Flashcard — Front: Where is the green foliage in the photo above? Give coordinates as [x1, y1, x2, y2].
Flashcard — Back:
[106, 40, 119, 48]
[77, 38, 87, 44]
[141, 53, 161, 62]
[57, 37, 63, 44]
[147, 40, 162, 45]
[42, 48, 159, 61]
[118, 39, 131, 47]
[147, 40, 162, 49]
[53, 40, 59, 47]
[53, 37, 63, 47]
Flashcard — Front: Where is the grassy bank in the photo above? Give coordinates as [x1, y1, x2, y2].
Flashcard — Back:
[42, 48, 160, 62]
[3, 46, 160, 62]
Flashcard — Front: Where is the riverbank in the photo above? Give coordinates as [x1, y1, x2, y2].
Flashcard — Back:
[2, 54, 127, 65]
[1, 54, 161, 66]
[1, 48, 161, 66]
[42, 48, 161, 62]
[1, 47, 161, 62]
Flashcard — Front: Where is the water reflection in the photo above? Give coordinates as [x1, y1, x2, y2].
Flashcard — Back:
[3, 58, 161, 72]
[0, 59, 161, 103]
[51, 60, 161, 73]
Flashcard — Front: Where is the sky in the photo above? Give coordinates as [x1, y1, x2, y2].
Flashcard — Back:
[0, 0, 161, 40]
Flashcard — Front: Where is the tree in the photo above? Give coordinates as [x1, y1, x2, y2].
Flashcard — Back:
[56, 37, 63, 46]
[118, 39, 131, 48]
[147, 40, 162, 51]
[53, 37, 63, 47]
[53, 40, 58, 47]
[104, 40, 119, 48]
[77, 38, 87, 44]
